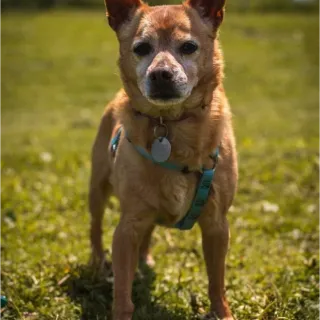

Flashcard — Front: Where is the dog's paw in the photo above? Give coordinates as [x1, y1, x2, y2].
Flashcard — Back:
[145, 254, 155, 267]
[139, 253, 155, 267]
[88, 251, 111, 276]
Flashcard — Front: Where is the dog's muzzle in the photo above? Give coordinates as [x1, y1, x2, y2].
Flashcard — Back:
[147, 68, 181, 100]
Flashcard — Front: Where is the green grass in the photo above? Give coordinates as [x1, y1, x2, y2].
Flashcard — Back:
[1, 10, 319, 320]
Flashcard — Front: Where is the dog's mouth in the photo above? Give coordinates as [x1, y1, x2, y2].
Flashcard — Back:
[145, 85, 187, 106]
[149, 90, 181, 101]
[146, 93, 186, 106]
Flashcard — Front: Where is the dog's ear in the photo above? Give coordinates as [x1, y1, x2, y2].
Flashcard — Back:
[104, 0, 143, 31]
[186, 0, 226, 28]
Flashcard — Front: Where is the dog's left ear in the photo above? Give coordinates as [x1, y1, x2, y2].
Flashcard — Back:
[104, 0, 143, 31]
[186, 0, 226, 28]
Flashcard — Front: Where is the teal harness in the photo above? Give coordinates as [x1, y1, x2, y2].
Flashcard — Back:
[110, 127, 219, 230]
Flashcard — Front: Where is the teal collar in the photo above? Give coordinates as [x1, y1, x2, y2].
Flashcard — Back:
[110, 127, 219, 230]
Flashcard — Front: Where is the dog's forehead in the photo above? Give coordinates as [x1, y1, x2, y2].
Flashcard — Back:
[137, 5, 191, 40]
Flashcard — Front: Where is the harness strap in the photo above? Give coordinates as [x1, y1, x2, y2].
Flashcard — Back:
[174, 168, 215, 230]
[109, 126, 219, 231]
[110, 127, 122, 154]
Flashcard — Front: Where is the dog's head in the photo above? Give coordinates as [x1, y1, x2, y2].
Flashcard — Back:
[105, 0, 225, 114]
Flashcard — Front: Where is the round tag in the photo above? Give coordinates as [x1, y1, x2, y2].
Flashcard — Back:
[151, 137, 171, 163]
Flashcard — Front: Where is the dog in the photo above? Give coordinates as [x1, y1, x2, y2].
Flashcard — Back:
[89, 0, 238, 319]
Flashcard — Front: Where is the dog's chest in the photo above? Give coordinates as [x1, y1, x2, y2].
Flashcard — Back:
[112, 146, 198, 224]
[157, 171, 197, 225]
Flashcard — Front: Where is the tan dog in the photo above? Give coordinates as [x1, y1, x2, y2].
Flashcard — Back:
[89, 0, 238, 319]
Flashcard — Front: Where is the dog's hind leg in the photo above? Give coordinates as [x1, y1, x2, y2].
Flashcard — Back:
[89, 108, 114, 272]
[89, 177, 111, 272]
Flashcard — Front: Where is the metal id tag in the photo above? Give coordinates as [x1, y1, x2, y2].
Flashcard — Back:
[151, 137, 171, 162]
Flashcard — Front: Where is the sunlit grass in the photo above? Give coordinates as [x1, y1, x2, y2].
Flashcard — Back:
[1, 10, 319, 320]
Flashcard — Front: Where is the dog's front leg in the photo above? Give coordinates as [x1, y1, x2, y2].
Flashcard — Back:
[112, 209, 155, 320]
[198, 213, 233, 320]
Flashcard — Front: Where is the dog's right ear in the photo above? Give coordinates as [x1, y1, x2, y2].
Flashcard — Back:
[104, 0, 143, 31]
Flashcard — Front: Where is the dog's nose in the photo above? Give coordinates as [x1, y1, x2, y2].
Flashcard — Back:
[148, 68, 179, 100]
[149, 69, 173, 83]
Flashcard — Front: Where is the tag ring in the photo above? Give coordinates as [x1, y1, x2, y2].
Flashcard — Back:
[153, 120, 168, 139]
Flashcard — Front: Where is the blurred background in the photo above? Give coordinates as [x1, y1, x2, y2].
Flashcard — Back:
[2, 1, 319, 320]
[1, 0, 319, 11]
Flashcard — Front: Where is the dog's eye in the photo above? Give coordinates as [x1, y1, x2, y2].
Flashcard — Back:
[180, 41, 198, 55]
[133, 42, 153, 57]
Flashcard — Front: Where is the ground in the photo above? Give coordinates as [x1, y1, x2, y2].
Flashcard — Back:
[1, 10, 319, 320]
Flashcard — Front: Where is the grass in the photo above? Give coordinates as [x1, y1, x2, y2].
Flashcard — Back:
[1, 9, 319, 320]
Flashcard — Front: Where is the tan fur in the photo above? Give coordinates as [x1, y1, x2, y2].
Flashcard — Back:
[90, 1, 237, 319]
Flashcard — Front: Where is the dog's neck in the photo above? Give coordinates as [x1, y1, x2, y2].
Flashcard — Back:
[130, 104, 206, 123]
[116, 85, 226, 170]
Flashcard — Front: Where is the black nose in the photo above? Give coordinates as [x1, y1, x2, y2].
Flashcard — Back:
[149, 69, 173, 83]
[148, 68, 179, 100]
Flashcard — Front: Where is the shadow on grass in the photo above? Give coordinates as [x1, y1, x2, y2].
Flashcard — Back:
[64, 255, 195, 320]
